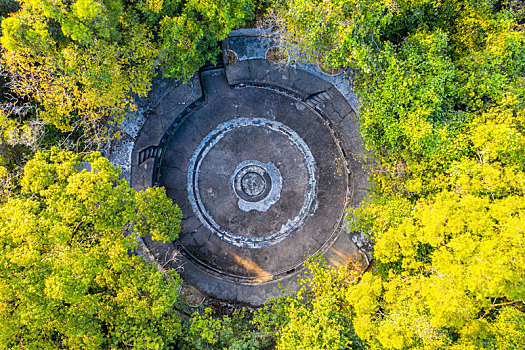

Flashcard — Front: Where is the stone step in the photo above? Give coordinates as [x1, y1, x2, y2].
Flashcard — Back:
[199, 48, 225, 72]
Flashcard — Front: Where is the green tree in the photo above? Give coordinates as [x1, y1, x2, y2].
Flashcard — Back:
[254, 258, 366, 350]
[179, 307, 268, 350]
[0, 0, 253, 132]
[260, 1, 525, 349]
[349, 190, 525, 349]
[0, 148, 183, 349]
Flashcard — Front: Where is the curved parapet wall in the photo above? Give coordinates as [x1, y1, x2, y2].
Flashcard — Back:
[113, 33, 371, 306]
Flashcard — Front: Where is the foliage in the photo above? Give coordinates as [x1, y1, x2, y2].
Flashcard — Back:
[254, 257, 524, 350]
[0, 0, 17, 21]
[349, 190, 525, 348]
[0, 148, 183, 349]
[266, 0, 392, 71]
[0, 58, 114, 186]
[1, 0, 524, 348]
[252, 258, 366, 350]
[0, 62, 44, 199]
[263, 0, 525, 349]
[0, 0, 253, 132]
[179, 307, 269, 350]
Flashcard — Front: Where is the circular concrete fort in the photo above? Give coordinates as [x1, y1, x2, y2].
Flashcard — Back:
[121, 32, 371, 306]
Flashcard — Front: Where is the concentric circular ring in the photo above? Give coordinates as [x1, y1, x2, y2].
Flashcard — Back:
[187, 117, 317, 248]
[233, 164, 271, 202]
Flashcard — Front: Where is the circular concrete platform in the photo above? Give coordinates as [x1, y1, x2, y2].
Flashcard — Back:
[159, 87, 346, 282]
[128, 34, 371, 305]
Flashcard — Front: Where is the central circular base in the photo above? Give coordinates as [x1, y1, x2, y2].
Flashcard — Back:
[188, 119, 310, 247]
[241, 172, 265, 197]
[233, 164, 272, 203]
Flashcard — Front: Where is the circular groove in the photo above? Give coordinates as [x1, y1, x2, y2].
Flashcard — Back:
[187, 118, 317, 248]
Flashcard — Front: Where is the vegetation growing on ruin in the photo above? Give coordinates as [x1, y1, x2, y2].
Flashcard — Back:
[0, 0, 253, 132]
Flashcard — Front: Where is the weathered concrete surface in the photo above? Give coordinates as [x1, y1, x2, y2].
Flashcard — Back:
[108, 33, 372, 306]
[104, 73, 181, 181]
[158, 70, 346, 279]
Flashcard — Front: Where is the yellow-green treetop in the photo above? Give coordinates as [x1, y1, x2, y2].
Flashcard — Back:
[0, 148, 183, 349]
[257, 0, 525, 348]
[0, 0, 253, 131]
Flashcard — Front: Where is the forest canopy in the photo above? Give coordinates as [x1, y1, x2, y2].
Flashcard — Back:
[261, 0, 525, 348]
[0, 0, 524, 349]
[0, 0, 253, 131]
[0, 149, 183, 348]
